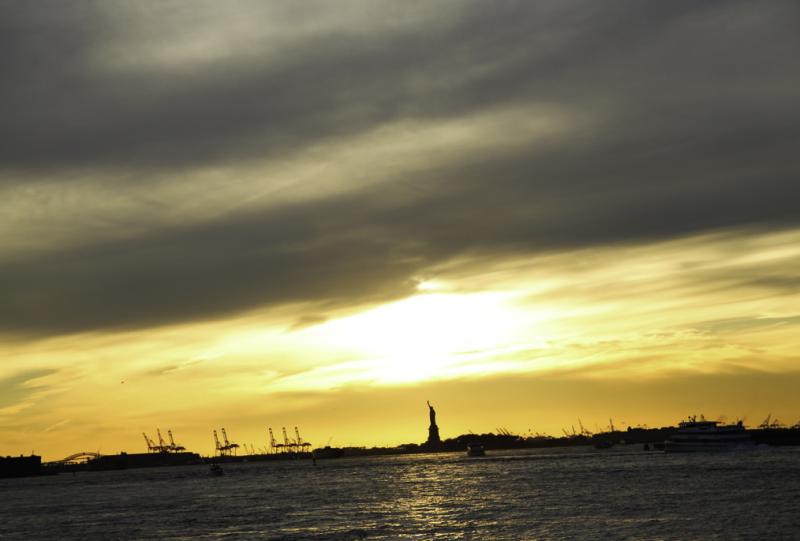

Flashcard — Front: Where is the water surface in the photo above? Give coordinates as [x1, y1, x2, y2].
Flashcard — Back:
[2, 446, 798, 540]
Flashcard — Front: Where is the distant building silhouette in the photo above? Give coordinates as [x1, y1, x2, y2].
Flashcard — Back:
[426, 401, 441, 445]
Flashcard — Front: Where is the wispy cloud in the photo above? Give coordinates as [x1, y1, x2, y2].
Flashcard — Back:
[0, 369, 60, 418]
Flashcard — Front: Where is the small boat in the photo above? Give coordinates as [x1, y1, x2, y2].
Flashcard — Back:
[209, 464, 224, 476]
[664, 415, 754, 453]
[466, 443, 486, 457]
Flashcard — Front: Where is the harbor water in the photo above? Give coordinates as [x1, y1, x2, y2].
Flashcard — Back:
[1, 446, 798, 540]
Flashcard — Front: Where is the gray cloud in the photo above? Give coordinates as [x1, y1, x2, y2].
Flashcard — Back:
[5, 1, 790, 172]
[2, 1, 799, 335]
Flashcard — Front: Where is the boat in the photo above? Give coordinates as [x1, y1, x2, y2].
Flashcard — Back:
[664, 416, 754, 453]
[312, 446, 344, 459]
[466, 443, 486, 457]
[209, 464, 224, 476]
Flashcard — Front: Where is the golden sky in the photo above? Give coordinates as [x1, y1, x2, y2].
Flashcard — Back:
[2, 1, 799, 460]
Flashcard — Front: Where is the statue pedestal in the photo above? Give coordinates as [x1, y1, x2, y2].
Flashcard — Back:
[427, 424, 441, 445]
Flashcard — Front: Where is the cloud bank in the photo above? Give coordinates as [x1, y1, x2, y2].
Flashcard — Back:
[2, 1, 799, 336]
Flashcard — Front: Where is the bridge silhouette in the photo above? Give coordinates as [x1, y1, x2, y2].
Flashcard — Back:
[44, 452, 102, 465]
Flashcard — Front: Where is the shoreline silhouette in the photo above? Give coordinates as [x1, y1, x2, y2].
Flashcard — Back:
[5, 405, 800, 478]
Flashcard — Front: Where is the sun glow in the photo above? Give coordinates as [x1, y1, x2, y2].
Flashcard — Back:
[302, 291, 537, 384]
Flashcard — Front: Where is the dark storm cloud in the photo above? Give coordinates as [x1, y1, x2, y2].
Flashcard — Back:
[0, 1, 764, 171]
[0, 196, 427, 333]
[2, 1, 799, 335]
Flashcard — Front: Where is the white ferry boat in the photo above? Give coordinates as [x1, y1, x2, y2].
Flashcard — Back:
[664, 416, 753, 453]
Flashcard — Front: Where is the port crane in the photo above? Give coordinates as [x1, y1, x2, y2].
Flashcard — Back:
[143, 432, 158, 453]
[282, 427, 293, 453]
[268, 428, 283, 454]
[144, 429, 185, 453]
[168, 430, 185, 452]
[213, 429, 239, 456]
[213, 430, 224, 455]
[214, 427, 240, 456]
[266, 425, 311, 454]
[295, 426, 311, 453]
[759, 414, 784, 429]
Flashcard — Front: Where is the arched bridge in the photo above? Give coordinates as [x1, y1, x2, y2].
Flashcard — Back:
[45, 452, 102, 465]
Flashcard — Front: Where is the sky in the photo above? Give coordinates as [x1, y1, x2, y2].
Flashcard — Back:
[2, 1, 800, 460]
